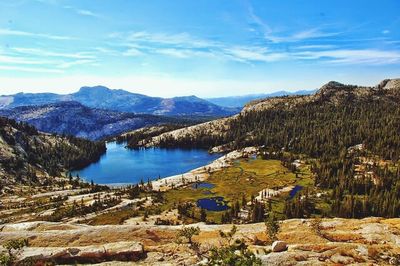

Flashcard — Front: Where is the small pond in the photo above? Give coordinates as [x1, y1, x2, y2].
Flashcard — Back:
[289, 185, 303, 199]
[197, 197, 229, 211]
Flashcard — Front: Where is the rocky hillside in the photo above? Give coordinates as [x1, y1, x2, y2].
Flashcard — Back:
[0, 116, 105, 185]
[140, 78, 400, 150]
[0, 86, 239, 117]
[0, 101, 190, 140]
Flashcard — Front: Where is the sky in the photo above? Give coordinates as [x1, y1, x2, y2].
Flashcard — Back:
[0, 0, 400, 97]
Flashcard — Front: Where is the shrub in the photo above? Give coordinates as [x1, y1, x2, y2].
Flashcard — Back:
[265, 212, 280, 242]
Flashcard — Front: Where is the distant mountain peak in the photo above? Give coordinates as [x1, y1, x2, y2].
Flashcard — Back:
[173, 95, 203, 101]
[316, 81, 358, 96]
[319, 81, 347, 90]
[77, 85, 113, 94]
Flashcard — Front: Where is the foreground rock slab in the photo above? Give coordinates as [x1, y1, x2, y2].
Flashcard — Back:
[0, 217, 399, 265]
[18, 241, 144, 264]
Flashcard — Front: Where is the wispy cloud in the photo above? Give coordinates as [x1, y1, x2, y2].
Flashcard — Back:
[76, 9, 99, 17]
[0, 65, 63, 73]
[112, 31, 220, 49]
[63, 5, 102, 18]
[57, 59, 96, 69]
[247, 4, 341, 43]
[295, 49, 400, 64]
[223, 46, 288, 62]
[122, 48, 143, 57]
[12, 47, 95, 59]
[295, 45, 337, 50]
[266, 28, 341, 43]
[0, 47, 96, 70]
[154, 48, 215, 59]
[0, 54, 56, 65]
[0, 28, 73, 40]
[110, 30, 400, 66]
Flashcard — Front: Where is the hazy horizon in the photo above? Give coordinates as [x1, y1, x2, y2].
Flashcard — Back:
[1, 0, 400, 97]
[1, 83, 319, 98]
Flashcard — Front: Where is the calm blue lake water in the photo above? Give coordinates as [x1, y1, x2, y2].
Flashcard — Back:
[71, 142, 220, 185]
[197, 197, 229, 211]
[191, 182, 215, 189]
[289, 185, 303, 199]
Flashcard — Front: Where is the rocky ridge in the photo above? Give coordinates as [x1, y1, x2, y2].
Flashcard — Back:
[0, 101, 185, 141]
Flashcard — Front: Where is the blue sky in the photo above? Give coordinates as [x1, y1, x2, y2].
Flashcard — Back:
[0, 0, 400, 97]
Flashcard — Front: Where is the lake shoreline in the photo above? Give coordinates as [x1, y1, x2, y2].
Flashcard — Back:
[150, 146, 259, 191]
[72, 142, 221, 185]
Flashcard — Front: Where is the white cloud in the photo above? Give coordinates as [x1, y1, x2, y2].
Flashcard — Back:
[247, 5, 340, 43]
[266, 28, 341, 43]
[0, 28, 73, 40]
[0, 54, 57, 65]
[295, 45, 337, 50]
[112, 31, 285, 62]
[63, 5, 102, 18]
[0, 65, 63, 73]
[154, 48, 215, 59]
[57, 59, 95, 69]
[94, 47, 120, 55]
[114, 31, 220, 49]
[0, 48, 96, 70]
[295, 49, 400, 64]
[12, 47, 95, 59]
[110, 30, 400, 66]
[382, 29, 390, 34]
[122, 48, 143, 57]
[76, 9, 99, 17]
[224, 46, 288, 62]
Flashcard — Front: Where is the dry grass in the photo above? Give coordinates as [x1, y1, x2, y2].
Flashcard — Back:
[209, 159, 297, 203]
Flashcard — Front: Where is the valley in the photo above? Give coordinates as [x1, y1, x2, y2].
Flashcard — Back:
[0, 79, 399, 265]
[2, 1, 400, 264]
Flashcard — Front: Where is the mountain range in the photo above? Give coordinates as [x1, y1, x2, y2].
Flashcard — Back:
[0, 86, 239, 117]
[0, 101, 191, 140]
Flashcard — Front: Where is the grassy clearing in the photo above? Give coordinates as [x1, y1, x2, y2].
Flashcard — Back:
[161, 158, 315, 223]
[161, 158, 302, 211]
[86, 158, 316, 225]
[209, 159, 296, 203]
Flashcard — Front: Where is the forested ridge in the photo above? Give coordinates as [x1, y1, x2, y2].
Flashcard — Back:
[0, 116, 106, 184]
[116, 124, 186, 148]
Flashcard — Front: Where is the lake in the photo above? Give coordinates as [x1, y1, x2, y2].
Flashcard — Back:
[71, 142, 221, 185]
